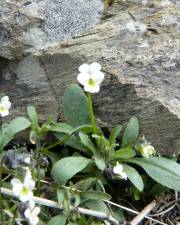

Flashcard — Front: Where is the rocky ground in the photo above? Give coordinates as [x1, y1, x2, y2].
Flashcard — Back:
[0, 0, 180, 154]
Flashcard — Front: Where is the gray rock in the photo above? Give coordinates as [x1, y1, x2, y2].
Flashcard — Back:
[0, 0, 103, 59]
[38, 0, 103, 42]
[0, 0, 180, 154]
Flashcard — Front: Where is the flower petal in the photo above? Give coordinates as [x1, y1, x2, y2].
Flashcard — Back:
[84, 84, 100, 93]
[32, 207, 40, 216]
[12, 184, 22, 196]
[24, 208, 31, 218]
[77, 72, 90, 86]
[1, 96, 11, 109]
[24, 179, 35, 190]
[29, 200, 35, 209]
[91, 71, 104, 85]
[0, 110, 9, 117]
[89, 62, 101, 73]
[113, 163, 123, 174]
[30, 215, 39, 225]
[11, 178, 22, 186]
[19, 190, 33, 202]
[1, 96, 9, 103]
[79, 64, 90, 73]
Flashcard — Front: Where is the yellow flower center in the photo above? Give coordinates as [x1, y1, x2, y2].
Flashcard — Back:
[21, 186, 29, 196]
[0, 104, 5, 113]
[88, 78, 95, 87]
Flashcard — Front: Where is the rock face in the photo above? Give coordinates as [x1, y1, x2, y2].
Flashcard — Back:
[0, 0, 180, 154]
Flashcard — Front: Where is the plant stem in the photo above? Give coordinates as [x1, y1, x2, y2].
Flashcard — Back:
[87, 92, 97, 134]
[1, 187, 119, 225]
[0, 160, 3, 224]
[35, 139, 41, 196]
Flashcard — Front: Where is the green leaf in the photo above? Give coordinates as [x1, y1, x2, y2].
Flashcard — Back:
[37, 221, 46, 225]
[48, 215, 66, 225]
[109, 125, 122, 146]
[128, 157, 180, 191]
[57, 189, 65, 203]
[122, 117, 139, 148]
[79, 133, 96, 154]
[84, 200, 110, 214]
[51, 156, 91, 184]
[50, 123, 74, 134]
[63, 84, 91, 127]
[114, 147, 136, 159]
[94, 155, 106, 171]
[73, 177, 97, 191]
[55, 133, 91, 155]
[27, 105, 38, 125]
[123, 164, 144, 191]
[81, 190, 111, 201]
[1, 117, 31, 149]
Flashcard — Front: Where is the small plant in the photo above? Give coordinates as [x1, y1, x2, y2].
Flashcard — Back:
[0, 62, 180, 224]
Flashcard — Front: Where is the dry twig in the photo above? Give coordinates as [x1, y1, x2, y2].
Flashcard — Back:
[1, 187, 119, 225]
[130, 200, 157, 225]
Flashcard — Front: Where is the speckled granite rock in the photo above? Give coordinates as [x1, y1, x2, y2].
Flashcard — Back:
[0, 0, 180, 154]
[0, 0, 103, 59]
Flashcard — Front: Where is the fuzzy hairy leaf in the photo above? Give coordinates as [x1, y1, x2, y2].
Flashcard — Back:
[128, 157, 180, 191]
[48, 215, 66, 225]
[55, 133, 91, 155]
[51, 156, 91, 184]
[122, 117, 139, 148]
[94, 155, 106, 171]
[50, 123, 74, 134]
[0, 117, 31, 149]
[81, 190, 111, 201]
[63, 84, 91, 127]
[73, 177, 97, 191]
[114, 147, 136, 159]
[123, 164, 144, 191]
[84, 200, 109, 214]
[27, 105, 38, 125]
[109, 125, 122, 146]
[79, 133, 96, 154]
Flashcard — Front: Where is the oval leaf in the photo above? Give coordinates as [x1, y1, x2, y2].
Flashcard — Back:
[84, 200, 110, 214]
[51, 156, 91, 184]
[109, 125, 122, 146]
[114, 147, 136, 159]
[122, 117, 139, 147]
[2, 117, 31, 148]
[94, 155, 106, 171]
[50, 123, 74, 134]
[27, 105, 38, 125]
[81, 191, 111, 201]
[73, 177, 97, 191]
[128, 157, 180, 191]
[63, 84, 91, 127]
[48, 215, 66, 225]
[79, 133, 96, 154]
[123, 164, 144, 191]
[55, 133, 91, 155]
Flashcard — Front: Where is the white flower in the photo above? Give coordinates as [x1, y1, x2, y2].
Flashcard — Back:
[23, 156, 31, 165]
[24, 167, 33, 180]
[0, 96, 11, 117]
[77, 63, 104, 93]
[113, 162, 127, 180]
[11, 176, 35, 202]
[140, 144, 155, 158]
[24, 201, 40, 225]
